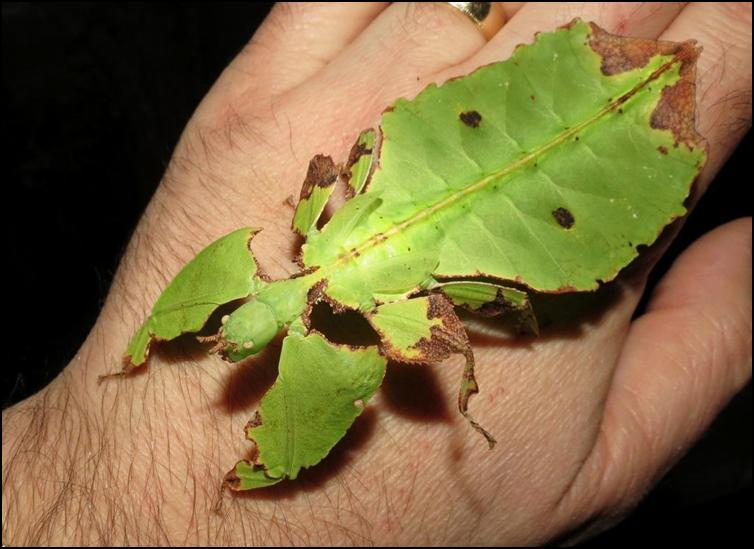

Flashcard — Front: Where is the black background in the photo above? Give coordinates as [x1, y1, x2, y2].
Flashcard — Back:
[3, 3, 751, 545]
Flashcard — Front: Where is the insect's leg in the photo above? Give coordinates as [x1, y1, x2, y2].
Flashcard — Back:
[432, 280, 539, 335]
[291, 155, 339, 236]
[343, 128, 378, 196]
[225, 330, 386, 491]
[366, 293, 496, 448]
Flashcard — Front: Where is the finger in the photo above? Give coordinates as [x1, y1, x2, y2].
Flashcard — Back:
[337, 2, 524, 74]
[307, 2, 492, 101]
[237, 2, 389, 95]
[659, 2, 752, 196]
[502, 2, 527, 18]
[567, 218, 752, 520]
[193, 3, 389, 123]
[462, 2, 686, 72]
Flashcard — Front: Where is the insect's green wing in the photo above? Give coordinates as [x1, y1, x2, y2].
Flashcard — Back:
[123, 228, 263, 370]
[225, 331, 386, 490]
[302, 20, 705, 295]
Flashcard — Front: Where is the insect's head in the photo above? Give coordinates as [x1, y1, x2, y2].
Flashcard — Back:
[221, 298, 279, 361]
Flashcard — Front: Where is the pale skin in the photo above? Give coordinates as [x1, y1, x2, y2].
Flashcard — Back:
[2, 2, 751, 546]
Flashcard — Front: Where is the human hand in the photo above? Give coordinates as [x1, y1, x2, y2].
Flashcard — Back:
[3, 3, 751, 545]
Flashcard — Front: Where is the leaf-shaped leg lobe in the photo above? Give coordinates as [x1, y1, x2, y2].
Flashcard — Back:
[434, 280, 539, 335]
[226, 331, 386, 491]
[120, 227, 263, 373]
[344, 128, 378, 196]
[367, 294, 496, 448]
[291, 155, 340, 236]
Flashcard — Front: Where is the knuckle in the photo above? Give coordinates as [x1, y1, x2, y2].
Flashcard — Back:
[395, 2, 471, 36]
[178, 106, 276, 173]
[263, 2, 298, 34]
[262, 2, 318, 37]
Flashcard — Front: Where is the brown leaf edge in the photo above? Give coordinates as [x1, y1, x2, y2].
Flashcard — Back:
[586, 20, 705, 150]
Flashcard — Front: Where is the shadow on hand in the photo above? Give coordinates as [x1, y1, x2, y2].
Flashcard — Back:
[380, 360, 452, 422]
[463, 277, 626, 349]
[217, 335, 283, 415]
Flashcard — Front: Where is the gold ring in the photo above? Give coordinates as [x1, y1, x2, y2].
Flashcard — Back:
[445, 2, 506, 40]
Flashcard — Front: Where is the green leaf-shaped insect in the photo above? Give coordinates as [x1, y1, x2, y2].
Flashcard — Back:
[118, 20, 706, 490]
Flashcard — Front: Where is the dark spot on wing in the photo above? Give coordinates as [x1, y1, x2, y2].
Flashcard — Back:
[460, 110, 482, 128]
[552, 207, 575, 229]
